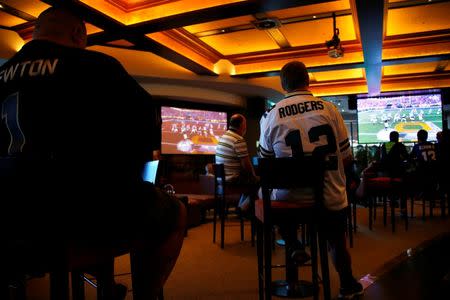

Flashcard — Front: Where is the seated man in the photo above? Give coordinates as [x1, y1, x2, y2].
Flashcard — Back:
[215, 114, 258, 185]
[215, 114, 259, 211]
[410, 129, 438, 199]
[410, 129, 436, 163]
[380, 131, 409, 178]
[0, 7, 185, 299]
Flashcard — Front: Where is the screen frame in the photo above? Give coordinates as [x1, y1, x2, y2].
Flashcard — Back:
[356, 89, 443, 144]
[160, 104, 229, 155]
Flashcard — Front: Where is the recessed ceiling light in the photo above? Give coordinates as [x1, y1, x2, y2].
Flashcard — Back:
[313, 15, 317, 19]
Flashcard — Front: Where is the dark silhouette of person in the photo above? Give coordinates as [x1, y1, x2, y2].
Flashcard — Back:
[0, 7, 185, 299]
[380, 131, 409, 177]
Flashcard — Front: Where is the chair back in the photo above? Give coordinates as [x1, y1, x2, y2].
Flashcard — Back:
[213, 163, 226, 198]
[199, 174, 215, 195]
[212, 163, 244, 201]
[257, 155, 325, 224]
[259, 155, 325, 198]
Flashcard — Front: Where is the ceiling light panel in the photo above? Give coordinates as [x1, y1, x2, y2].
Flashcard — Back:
[312, 68, 364, 81]
[184, 15, 254, 34]
[2, 0, 49, 18]
[383, 61, 442, 75]
[85, 23, 104, 35]
[0, 10, 27, 27]
[147, 32, 215, 70]
[199, 29, 280, 56]
[387, 2, 450, 36]
[267, 0, 350, 19]
[383, 41, 450, 60]
[281, 15, 356, 47]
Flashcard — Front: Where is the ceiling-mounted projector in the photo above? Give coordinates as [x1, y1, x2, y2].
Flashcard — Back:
[325, 13, 344, 58]
[328, 47, 344, 58]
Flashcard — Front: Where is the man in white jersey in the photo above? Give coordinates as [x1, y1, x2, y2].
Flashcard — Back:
[258, 61, 363, 299]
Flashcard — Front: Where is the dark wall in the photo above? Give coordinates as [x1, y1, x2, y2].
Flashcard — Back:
[245, 96, 267, 157]
[160, 154, 214, 194]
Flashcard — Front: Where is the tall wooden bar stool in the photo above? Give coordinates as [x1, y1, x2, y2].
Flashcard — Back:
[255, 156, 330, 300]
[411, 160, 441, 220]
[4, 240, 122, 300]
[212, 163, 253, 249]
[4, 200, 186, 300]
[365, 176, 408, 232]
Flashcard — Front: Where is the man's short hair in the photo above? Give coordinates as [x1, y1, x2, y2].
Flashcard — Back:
[280, 61, 310, 92]
[33, 6, 86, 42]
[417, 129, 428, 141]
[229, 114, 244, 131]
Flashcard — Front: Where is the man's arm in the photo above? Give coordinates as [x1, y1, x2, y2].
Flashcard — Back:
[258, 111, 274, 158]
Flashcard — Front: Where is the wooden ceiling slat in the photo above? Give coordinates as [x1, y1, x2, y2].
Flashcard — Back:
[232, 62, 365, 79]
[232, 53, 450, 78]
[125, 35, 217, 75]
[382, 54, 450, 66]
[0, 2, 35, 22]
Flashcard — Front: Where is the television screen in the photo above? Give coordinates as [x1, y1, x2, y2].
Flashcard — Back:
[161, 106, 228, 154]
[357, 93, 442, 144]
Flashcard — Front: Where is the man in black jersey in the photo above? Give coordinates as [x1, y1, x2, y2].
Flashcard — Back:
[0, 7, 185, 299]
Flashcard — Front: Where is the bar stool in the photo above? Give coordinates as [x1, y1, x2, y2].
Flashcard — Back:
[212, 163, 254, 249]
[4, 240, 123, 300]
[255, 156, 330, 300]
[365, 176, 408, 232]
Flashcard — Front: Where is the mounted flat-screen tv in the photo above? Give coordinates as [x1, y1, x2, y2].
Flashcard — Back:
[161, 106, 228, 154]
[357, 91, 443, 144]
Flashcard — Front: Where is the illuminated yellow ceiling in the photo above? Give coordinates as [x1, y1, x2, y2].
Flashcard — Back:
[0, 0, 449, 97]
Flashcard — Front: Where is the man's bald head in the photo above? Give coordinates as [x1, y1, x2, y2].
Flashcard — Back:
[229, 114, 247, 136]
[33, 7, 87, 49]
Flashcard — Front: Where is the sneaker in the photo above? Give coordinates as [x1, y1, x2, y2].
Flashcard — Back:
[338, 280, 364, 299]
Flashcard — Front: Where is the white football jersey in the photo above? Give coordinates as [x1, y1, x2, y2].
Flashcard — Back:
[259, 91, 351, 211]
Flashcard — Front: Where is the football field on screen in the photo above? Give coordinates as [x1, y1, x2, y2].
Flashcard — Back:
[358, 107, 443, 144]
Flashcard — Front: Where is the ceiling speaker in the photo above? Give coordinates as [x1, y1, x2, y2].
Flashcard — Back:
[348, 95, 357, 110]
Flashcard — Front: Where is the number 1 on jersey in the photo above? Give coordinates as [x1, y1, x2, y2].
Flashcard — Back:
[1, 92, 26, 155]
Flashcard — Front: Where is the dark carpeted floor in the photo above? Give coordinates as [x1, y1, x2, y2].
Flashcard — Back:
[26, 203, 450, 299]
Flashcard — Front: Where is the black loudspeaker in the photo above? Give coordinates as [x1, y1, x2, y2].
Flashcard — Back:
[442, 88, 450, 105]
[246, 97, 266, 118]
[348, 95, 357, 110]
